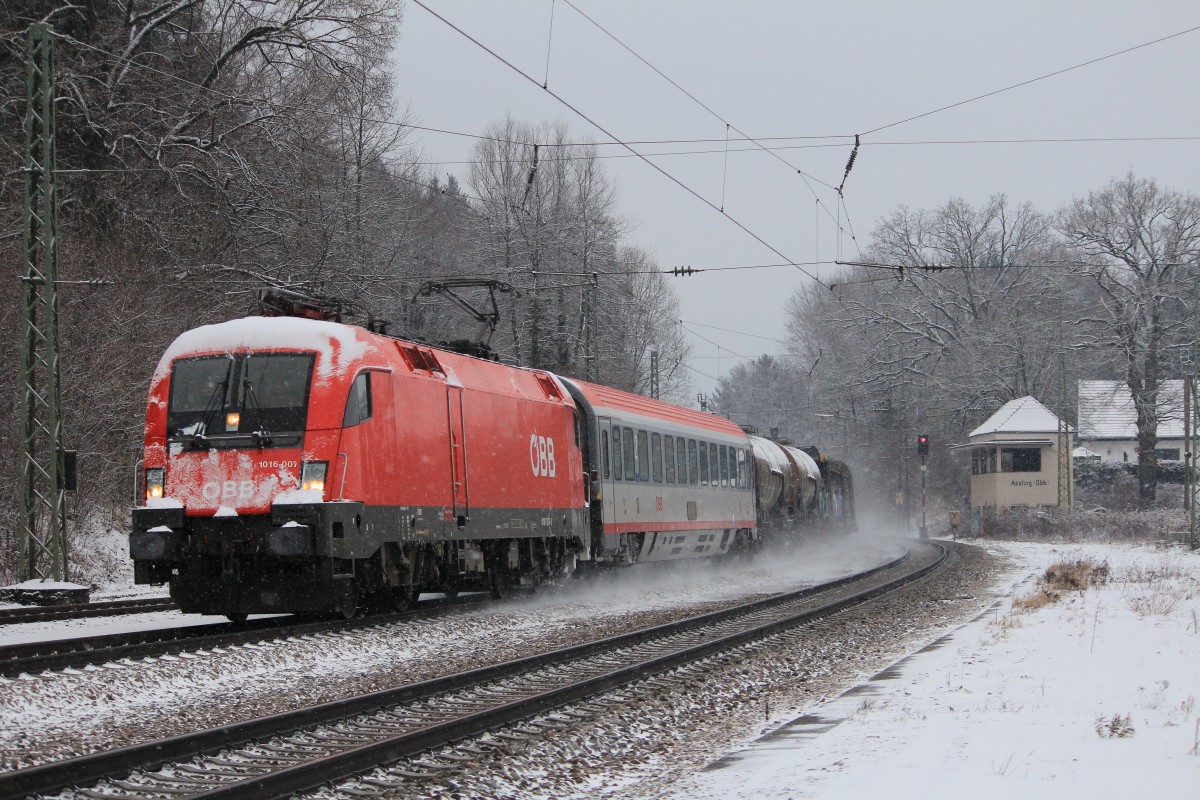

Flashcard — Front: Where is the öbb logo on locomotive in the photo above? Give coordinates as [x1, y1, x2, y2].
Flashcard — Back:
[529, 434, 557, 478]
[201, 481, 256, 501]
[128, 300, 854, 622]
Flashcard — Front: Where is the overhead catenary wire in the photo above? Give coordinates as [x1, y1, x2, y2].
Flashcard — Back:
[34, 33, 836, 289]
[679, 320, 789, 345]
[557, 0, 861, 253]
[35, 29, 1200, 168]
[862, 23, 1200, 136]
[542, 0, 556, 89]
[46, 22, 1200, 164]
[560, 0, 840, 199]
[15, 36, 681, 286]
[410, 0, 829, 288]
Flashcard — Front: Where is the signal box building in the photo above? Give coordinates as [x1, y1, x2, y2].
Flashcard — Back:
[954, 396, 1072, 515]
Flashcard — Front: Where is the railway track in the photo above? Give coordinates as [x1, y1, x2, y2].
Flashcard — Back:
[0, 540, 948, 800]
[0, 594, 489, 679]
[0, 598, 175, 626]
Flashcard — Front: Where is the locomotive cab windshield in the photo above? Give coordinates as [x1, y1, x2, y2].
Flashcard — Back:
[167, 352, 315, 449]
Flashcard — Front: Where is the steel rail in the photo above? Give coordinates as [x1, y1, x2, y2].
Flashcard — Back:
[0, 543, 943, 800]
[0, 594, 488, 678]
[0, 597, 176, 626]
[201, 542, 946, 800]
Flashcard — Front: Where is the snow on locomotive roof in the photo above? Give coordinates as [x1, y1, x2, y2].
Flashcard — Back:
[155, 316, 370, 380]
[565, 377, 747, 439]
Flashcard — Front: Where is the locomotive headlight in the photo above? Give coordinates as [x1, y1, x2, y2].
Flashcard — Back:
[145, 467, 165, 501]
[301, 461, 328, 493]
[225, 412, 241, 431]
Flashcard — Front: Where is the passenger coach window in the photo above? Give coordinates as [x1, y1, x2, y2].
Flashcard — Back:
[623, 427, 636, 480]
[651, 433, 663, 483]
[719, 445, 729, 486]
[678, 438, 689, 484]
[601, 430, 611, 479]
[738, 449, 747, 487]
[342, 372, 372, 427]
[709, 445, 719, 488]
[688, 440, 699, 485]
[664, 435, 676, 483]
[637, 430, 649, 481]
[699, 442, 709, 485]
[612, 428, 623, 480]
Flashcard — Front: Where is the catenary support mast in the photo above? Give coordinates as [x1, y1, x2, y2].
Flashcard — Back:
[17, 23, 68, 582]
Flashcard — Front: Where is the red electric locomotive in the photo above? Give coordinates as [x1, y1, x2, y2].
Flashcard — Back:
[130, 302, 759, 620]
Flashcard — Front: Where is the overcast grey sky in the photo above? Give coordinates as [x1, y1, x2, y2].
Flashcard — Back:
[392, 1, 1200, 401]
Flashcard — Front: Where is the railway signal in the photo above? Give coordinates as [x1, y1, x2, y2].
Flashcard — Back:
[917, 435, 929, 539]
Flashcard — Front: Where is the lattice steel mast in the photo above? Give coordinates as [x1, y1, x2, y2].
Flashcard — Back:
[18, 23, 68, 582]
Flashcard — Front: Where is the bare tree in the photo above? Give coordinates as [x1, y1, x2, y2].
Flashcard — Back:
[785, 194, 1083, 511]
[1059, 174, 1200, 506]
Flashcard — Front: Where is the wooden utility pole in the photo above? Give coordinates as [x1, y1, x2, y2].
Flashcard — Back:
[1057, 353, 1073, 510]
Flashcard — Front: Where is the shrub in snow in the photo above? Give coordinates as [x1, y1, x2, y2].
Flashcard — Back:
[1095, 713, 1135, 738]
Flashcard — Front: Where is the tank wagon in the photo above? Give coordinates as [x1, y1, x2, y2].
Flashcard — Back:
[747, 435, 822, 538]
[129, 311, 764, 620]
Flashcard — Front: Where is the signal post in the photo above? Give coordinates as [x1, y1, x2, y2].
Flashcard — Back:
[917, 435, 929, 539]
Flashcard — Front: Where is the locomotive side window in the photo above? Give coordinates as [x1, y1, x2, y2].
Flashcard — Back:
[601, 430, 611, 479]
[688, 439, 699, 485]
[664, 435, 676, 483]
[699, 442, 709, 485]
[719, 445, 729, 487]
[342, 372, 372, 427]
[651, 433, 663, 483]
[636, 430, 649, 481]
[623, 426, 636, 480]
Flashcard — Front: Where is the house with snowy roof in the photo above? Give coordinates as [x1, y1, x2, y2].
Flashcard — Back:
[1076, 380, 1184, 464]
[953, 396, 1072, 514]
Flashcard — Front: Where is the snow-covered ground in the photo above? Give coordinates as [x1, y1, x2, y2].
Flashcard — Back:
[661, 540, 1200, 800]
[6, 535, 1196, 798]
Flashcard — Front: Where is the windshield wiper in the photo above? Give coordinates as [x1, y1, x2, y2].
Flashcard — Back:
[242, 374, 273, 447]
[184, 361, 232, 446]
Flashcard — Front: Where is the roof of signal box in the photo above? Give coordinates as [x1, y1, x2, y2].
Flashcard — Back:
[969, 396, 1069, 438]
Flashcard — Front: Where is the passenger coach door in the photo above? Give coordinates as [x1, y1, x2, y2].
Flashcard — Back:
[599, 417, 616, 525]
[447, 386, 469, 523]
